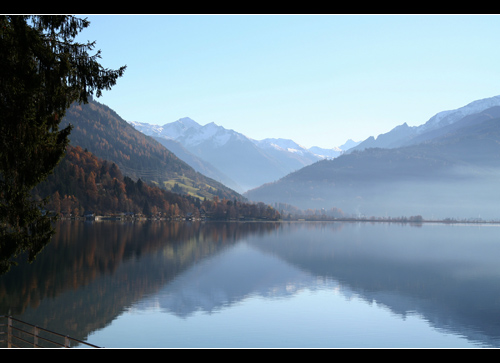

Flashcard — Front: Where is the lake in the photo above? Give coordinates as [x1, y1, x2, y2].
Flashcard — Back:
[1, 220, 500, 348]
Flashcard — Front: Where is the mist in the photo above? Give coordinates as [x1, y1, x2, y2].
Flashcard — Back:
[246, 163, 500, 221]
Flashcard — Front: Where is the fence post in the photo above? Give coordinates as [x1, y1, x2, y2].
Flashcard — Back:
[34, 326, 39, 348]
[7, 316, 12, 348]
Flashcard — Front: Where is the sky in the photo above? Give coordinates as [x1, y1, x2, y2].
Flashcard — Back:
[76, 14, 500, 149]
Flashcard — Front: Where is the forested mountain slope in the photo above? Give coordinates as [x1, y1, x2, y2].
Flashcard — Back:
[34, 145, 280, 221]
[59, 99, 243, 202]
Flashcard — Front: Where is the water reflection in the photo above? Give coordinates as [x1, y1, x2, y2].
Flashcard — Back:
[249, 222, 500, 347]
[0, 220, 280, 344]
[1, 220, 499, 347]
[132, 241, 326, 318]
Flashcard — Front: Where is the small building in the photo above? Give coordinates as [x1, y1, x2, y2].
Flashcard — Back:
[84, 211, 95, 220]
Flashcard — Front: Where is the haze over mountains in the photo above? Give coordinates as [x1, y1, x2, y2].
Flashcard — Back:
[246, 95, 500, 220]
[129, 118, 357, 192]
[58, 93, 500, 221]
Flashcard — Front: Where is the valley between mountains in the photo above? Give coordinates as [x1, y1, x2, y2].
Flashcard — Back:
[36, 94, 500, 221]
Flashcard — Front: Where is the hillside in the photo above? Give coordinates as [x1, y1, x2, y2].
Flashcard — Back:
[59, 99, 243, 202]
[245, 106, 500, 220]
[34, 145, 203, 217]
[33, 145, 280, 221]
[151, 135, 243, 192]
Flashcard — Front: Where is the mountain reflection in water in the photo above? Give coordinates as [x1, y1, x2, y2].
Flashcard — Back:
[1, 220, 499, 348]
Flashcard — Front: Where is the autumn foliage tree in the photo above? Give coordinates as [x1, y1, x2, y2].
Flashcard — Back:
[33, 145, 282, 223]
[0, 16, 125, 274]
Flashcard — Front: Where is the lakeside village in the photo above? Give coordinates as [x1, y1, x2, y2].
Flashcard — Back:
[61, 204, 500, 226]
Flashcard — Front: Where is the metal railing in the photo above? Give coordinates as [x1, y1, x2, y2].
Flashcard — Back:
[0, 315, 101, 348]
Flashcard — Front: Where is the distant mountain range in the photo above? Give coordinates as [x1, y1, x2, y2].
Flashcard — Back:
[129, 118, 358, 192]
[349, 95, 500, 152]
[245, 95, 500, 220]
[57, 93, 500, 220]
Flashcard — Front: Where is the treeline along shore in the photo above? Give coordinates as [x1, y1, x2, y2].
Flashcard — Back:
[33, 145, 281, 222]
[33, 146, 499, 225]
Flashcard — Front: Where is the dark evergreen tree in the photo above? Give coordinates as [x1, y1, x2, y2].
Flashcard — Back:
[0, 15, 126, 274]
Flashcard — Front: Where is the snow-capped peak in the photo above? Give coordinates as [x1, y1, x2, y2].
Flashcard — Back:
[182, 122, 230, 147]
[175, 117, 201, 130]
[417, 95, 500, 134]
[128, 120, 165, 137]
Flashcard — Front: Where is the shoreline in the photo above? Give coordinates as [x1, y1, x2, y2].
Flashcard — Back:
[57, 215, 500, 225]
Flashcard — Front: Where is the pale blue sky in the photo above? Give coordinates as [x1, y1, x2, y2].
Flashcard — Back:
[77, 14, 500, 148]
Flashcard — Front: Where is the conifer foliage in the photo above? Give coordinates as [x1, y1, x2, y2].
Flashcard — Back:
[0, 16, 125, 274]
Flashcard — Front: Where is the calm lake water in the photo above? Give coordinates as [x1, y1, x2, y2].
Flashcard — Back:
[1, 220, 500, 348]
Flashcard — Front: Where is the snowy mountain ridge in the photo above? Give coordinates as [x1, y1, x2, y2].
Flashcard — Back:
[128, 117, 354, 192]
[129, 118, 352, 158]
[417, 95, 500, 134]
[349, 94, 500, 152]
